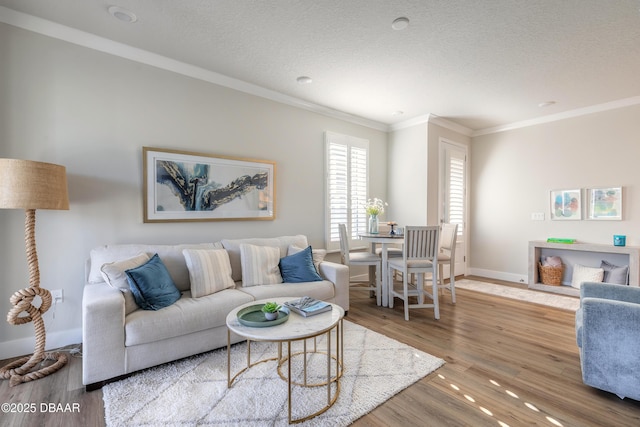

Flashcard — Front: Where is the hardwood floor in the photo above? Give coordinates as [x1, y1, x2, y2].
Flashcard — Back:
[2, 277, 640, 426]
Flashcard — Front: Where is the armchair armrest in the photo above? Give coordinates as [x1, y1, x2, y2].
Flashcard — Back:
[318, 261, 349, 312]
[82, 282, 126, 386]
[581, 282, 640, 305]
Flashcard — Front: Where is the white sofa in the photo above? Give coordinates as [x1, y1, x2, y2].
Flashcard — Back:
[82, 235, 349, 390]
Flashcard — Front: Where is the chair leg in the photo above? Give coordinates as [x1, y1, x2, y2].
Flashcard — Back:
[403, 272, 410, 321]
[417, 273, 424, 304]
[450, 270, 456, 304]
[368, 265, 380, 305]
[432, 267, 440, 320]
[388, 266, 394, 309]
[375, 263, 382, 306]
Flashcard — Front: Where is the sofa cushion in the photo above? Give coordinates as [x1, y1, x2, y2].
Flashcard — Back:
[571, 264, 604, 289]
[100, 252, 149, 314]
[288, 245, 326, 271]
[601, 260, 629, 285]
[222, 235, 308, 281]
[279, 246, 323, 283]
[240, 244, 283, 286]
[88, 243, 221, 291]
[183, 249, 235, 297]
[125, 254, 182, 310]
[237, 280, 335, 302]
[124, 289, 254, 346]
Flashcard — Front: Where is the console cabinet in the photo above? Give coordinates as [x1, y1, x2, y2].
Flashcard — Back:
[528, 241, 640, 296]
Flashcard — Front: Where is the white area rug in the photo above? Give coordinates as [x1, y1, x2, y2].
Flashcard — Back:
[456, 279, 580, 311]
[102, 320, 444, 426]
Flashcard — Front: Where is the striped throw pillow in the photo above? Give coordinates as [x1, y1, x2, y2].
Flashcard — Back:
[240, 244, 283, 287]
[183, 249, 235, 297]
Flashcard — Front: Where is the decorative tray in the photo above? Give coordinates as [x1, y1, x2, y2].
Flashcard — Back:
[237, 304, 290, 327]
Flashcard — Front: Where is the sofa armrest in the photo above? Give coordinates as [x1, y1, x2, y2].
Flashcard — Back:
[82, 282, 126, 386]
[318, 261, 349, 312]
[581, 282, 640, 305]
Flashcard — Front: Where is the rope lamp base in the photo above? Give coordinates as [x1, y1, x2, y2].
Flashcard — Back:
[0, 208, 68, 387]
[0, 286, 68, 387]
[1, 351, 68, 387]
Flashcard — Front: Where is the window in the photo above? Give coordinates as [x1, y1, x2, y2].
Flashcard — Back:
[446, 150, 465, 236]
[325, 131, 369, 251]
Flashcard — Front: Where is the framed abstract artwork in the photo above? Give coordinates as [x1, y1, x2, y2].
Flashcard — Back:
[587, 187, 622, 220]
[550, 189, 582, 220]
[143, 147, 275, 222]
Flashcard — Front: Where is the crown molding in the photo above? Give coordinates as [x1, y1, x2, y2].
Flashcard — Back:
[472, 96, 640, 137]
[388, 114, 431, 131]
[428, 115, 473, 136]
[389, 114, 473, 137]
[0, 6, 388, 132]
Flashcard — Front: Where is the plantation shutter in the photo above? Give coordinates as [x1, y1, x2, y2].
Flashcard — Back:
[446, 150, 465, 236]
[325, 132, 369, 251]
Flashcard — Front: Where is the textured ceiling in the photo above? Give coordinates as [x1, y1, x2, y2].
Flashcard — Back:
[1, 0, 639, 132]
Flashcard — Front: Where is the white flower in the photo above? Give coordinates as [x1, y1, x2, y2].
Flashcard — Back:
[364, 198, 387, 216]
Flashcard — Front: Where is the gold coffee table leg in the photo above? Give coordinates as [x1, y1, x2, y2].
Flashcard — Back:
[281, 321, 343, 424]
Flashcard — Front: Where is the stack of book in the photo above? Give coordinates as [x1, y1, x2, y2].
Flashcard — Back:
[284, 296, 332, 317]
[546, 238, 576, 244]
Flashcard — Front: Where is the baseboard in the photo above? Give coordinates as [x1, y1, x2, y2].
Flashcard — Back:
[0, 328, 82, 359]
[467, 268, 527, 285]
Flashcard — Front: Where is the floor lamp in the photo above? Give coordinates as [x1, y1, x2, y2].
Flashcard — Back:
[0, 159, 70, 387]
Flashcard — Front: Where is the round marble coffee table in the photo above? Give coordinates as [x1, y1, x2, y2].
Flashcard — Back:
[226, 297, 344, 424]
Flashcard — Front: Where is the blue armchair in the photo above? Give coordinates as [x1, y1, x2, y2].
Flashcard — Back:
[575, 282, 640, 400]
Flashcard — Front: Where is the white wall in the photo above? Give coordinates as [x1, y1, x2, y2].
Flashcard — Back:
[387, 121, 470, 226]
[470, 104, 640, 282]
[387, 123, 428, 225]
[0, 23, 387, 358]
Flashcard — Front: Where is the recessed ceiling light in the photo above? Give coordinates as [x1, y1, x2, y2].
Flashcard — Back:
[296, 76, 312, 84]
[538, 101, 556, 107]
[392, 110, 404, 116]
[392, 17, 410, 31]
[108, 6, 138, 23]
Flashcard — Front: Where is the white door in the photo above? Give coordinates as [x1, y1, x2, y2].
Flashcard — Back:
[440, 140, 467, 277]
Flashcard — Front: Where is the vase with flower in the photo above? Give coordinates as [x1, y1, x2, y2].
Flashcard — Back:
[364, 198, 387, 234]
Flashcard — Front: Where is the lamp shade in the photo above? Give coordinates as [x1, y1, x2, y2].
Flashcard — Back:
[0, 159, 69, 210]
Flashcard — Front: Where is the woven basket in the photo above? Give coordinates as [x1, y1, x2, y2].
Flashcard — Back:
[538, 263, 563, 286]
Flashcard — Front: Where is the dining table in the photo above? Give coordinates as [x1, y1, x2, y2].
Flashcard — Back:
[359, 232, 404, 307]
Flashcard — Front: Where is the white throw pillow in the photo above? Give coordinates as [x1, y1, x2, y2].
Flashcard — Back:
[288, 245, 327, 271]
[571, 264, 604, 289]
[100, 252, 150, 314]
[240, 244, 283, 287]
[183, 249, 235, 297]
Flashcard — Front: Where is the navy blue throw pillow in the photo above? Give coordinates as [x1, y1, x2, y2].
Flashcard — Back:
[125, 253, 181, 310]
[279, 246, 323, 283]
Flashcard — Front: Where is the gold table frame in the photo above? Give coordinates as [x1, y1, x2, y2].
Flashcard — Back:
[227, 302, 344, 424]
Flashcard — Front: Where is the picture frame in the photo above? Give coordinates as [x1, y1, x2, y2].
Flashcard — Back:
[143, 147, 275, 222]
[587, 186, 622, 220]
[550, 189, 582, 220]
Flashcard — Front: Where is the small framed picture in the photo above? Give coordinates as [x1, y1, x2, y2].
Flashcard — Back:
[587, 187, 622, 220]
[550, 189, 582, 220]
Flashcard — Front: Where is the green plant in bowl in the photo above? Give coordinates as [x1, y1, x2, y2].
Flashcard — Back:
[261, 302, 281, 320]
